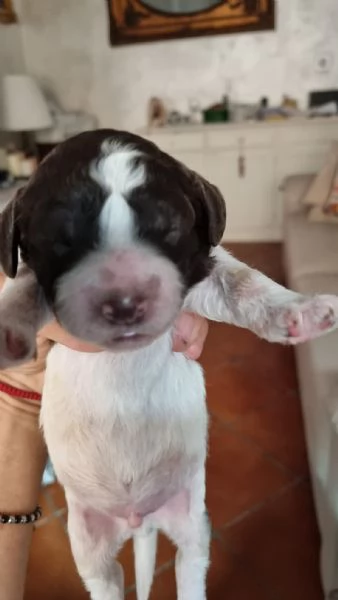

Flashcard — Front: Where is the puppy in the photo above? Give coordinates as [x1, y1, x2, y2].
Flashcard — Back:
[0, 130, 337, 600]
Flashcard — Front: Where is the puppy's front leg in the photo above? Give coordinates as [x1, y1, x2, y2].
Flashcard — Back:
[67, 499, 127, 600]
[185, 245, 338, 345]
[0, 264, 51, 368]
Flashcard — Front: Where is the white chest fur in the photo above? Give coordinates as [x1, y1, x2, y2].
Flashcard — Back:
[40, 330, 208, 515]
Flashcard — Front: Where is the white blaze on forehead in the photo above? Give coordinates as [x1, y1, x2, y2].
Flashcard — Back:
[94, 144, 146, 248]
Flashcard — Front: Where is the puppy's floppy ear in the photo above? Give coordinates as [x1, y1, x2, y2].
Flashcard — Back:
[192, 172, 226, 246]
[0, 188, 23, 278]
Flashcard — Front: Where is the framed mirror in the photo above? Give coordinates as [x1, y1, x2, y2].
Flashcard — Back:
[0, 0, 17, 23]
[106, 0, 275, 46]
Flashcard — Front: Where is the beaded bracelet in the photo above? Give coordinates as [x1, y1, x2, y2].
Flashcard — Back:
[0, 506, 42, 525]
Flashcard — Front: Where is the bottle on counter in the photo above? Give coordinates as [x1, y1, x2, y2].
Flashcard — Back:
[222, 95, 230, 122]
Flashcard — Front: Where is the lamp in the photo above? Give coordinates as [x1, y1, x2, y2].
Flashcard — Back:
[1, 74, 53, 178]
[1, 74, 52, 151]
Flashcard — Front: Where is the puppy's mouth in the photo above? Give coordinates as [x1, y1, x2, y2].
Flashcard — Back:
[110, 331, 153, 348]
[113, 331, 145, 342]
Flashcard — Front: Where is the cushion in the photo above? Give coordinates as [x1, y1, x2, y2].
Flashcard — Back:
[302, 145, 338, 208]
[302, 142, 338, 225]
[284, 211, 338, 280]
[292, 272, 338, 413]
[292, 272, 338, 378]
[308, 171, 338, 224]
[295, 272, 338, 297]
[282, 174, 315, 216]
[308, 203, 338, 225]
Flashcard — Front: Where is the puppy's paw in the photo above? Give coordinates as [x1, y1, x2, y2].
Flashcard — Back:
[0, 322, 37, 369]
[262, 294, 338, 345]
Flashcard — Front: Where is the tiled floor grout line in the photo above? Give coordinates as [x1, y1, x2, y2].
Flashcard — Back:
[124, 540, 279, 600]
[210, 410, 306, 479]
[212, 531, 279, 600]
[125, 558, 175, 596]
[41, 487, 61, 514]
[211, 528, 223, 542]
[205, 385, 272, 415]
[34, 507, 67, 529]
[216, 475, 307, 534]
[60, 513, 69, 532]
[211, 479, 310, 600]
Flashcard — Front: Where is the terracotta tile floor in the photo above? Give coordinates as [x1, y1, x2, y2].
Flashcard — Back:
[24, 243, 324, 600]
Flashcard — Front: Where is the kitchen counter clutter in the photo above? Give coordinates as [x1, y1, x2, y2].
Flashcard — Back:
[141, 117, 338, 242]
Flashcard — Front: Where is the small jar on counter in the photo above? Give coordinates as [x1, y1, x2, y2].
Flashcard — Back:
[6, 145, 24, 178]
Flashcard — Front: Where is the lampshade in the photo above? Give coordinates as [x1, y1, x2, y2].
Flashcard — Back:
[1, 74, 53, 132]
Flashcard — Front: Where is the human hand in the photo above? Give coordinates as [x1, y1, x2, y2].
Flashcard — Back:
[41, 312, 209, 358]
[172, 312, 209, 360]
[39, 321, 103, 353]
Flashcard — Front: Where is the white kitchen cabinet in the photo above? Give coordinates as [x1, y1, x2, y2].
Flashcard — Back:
[199, 147, 277, 241]
[141, 118, 338, 241]
[170, 150, 205, 174]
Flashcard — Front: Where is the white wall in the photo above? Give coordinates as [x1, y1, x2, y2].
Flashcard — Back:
[0, 25, 24, 75]
[0, 20, 24, 157]
[10, 0, 338, 131]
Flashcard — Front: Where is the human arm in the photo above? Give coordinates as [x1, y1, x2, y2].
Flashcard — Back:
[0, 395, 47, 600]
[0, 271, 47, 600]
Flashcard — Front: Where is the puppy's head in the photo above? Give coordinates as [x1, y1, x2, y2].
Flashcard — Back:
[0, 129, 226, 350]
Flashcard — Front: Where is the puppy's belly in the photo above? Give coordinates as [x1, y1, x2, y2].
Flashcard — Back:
[104, 488, 189, 520]
[82, 489, 190, 538]
[43, 390, 205, 519]
[61, 447, 201, 515]
[41, 342, 207, 528]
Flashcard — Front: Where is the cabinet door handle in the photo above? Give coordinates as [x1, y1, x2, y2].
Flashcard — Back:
[238, 154, 246, 178]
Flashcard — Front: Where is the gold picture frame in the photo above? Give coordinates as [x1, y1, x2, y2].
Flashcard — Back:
[106, 0, 275, 46]
[0, 0, 17, 24]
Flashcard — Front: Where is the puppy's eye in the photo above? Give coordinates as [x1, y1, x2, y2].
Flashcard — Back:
[164, 227, 180, 245]
[150, 212, 180, 244]
[52, 241, 72, 257]
[20, 247, 29, 262]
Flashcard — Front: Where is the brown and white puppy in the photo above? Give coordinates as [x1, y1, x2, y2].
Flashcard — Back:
[0, 130, 337, 600]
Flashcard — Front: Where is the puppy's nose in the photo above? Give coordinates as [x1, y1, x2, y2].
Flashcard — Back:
[101, 295, 147, 325]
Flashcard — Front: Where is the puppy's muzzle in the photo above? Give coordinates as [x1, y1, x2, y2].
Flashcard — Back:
[101, 293, 149, 326]
[54, 248, 184, 349]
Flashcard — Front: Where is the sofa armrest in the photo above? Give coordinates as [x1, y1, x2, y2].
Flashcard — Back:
[281, 174, 315, 215]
